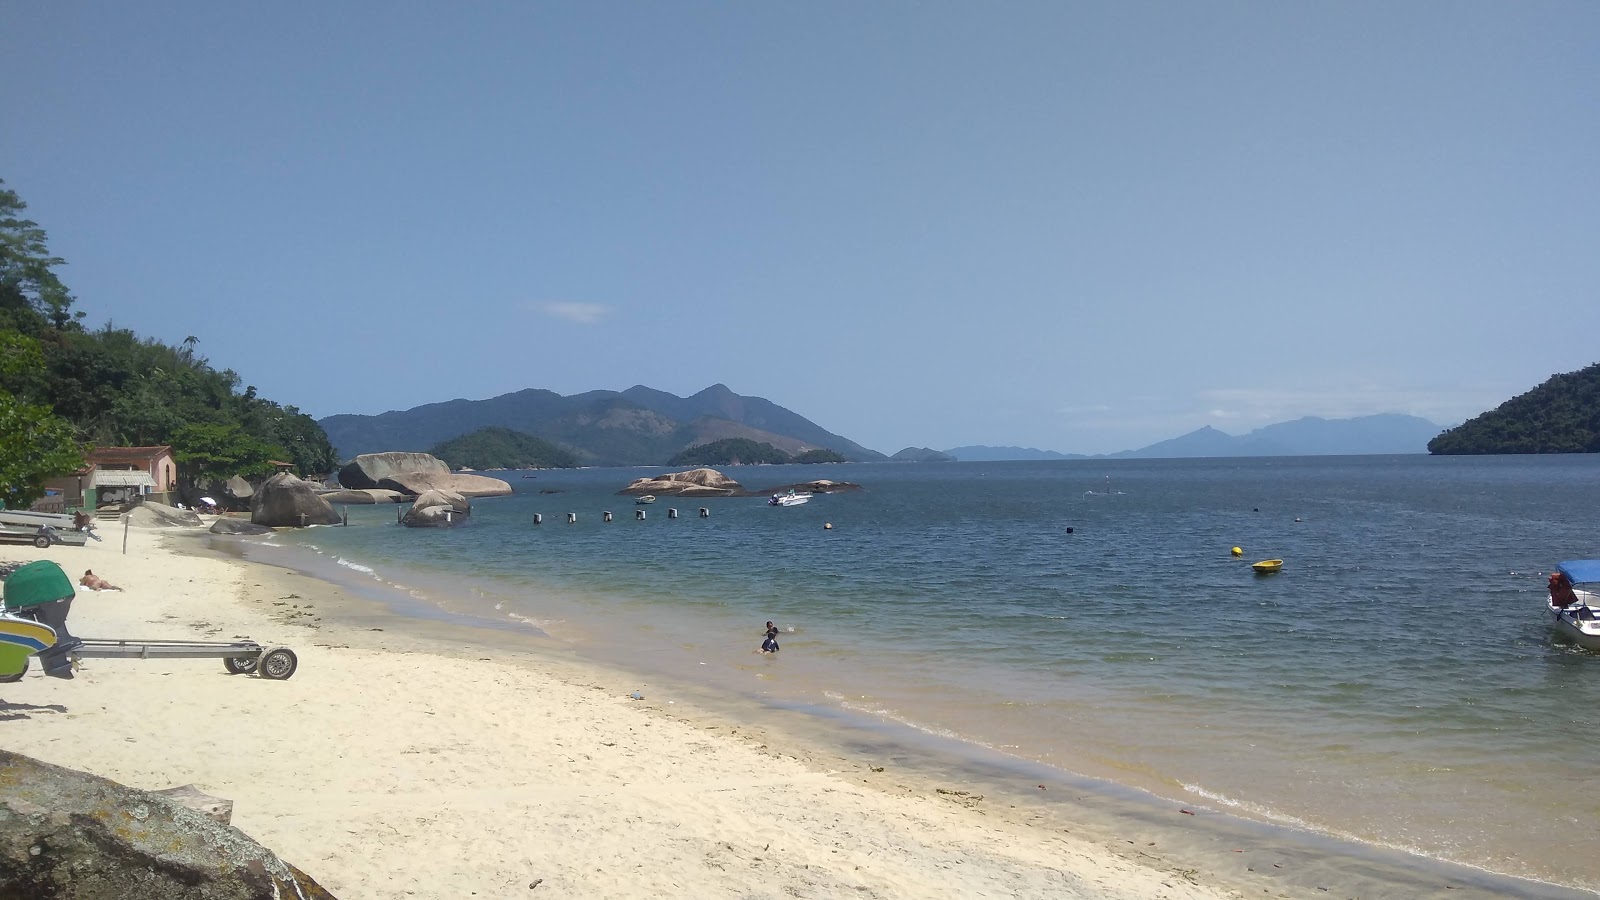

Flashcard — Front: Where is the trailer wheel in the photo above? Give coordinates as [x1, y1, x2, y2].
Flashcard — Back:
[0, 659, 26, 683]
[258, 647, 298, 681]
[32, 535, 49, 549]
[224, 655, 258, 675]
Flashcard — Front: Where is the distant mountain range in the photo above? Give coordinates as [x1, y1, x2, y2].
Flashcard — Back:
[944, 445, 1086, 461]
[319, 384, 887, 466]
[947, 414, 1444, 460]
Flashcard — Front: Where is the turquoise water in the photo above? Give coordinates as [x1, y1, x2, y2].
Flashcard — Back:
[274, 455, 1600, 890]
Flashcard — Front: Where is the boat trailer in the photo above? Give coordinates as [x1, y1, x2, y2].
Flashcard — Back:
[0, 560, 298, 683]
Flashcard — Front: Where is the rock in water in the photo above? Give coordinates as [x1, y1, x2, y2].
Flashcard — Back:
[209, 518, 275, 536]
[0, 749, 338, 899]
[400, 489, 471, 527]
[250, 473, 342, 527]
[378, 471, 513, 498]
[618, 467, 748, 497]
[336, 452, 450, 490]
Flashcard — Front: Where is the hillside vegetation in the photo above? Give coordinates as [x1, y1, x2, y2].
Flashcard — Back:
[1428, 363, 1600, 454]
[0, 179, 336, 507]
[667, 439, 846, 466]
[430, 427, 580, 470]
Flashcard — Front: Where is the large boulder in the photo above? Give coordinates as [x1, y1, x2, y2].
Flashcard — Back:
[251, 473, 341, 527]
[378, 471, 512, 498]
[0, 749, 337, 899]
[400, 489, 470, 528]
[209, 518, 275, 536]
[618, 467, 748, 497]
[123, 504, 203, 528]
[318, 489, 407, 505]
[337, 452, 449, 490]
[223, 475, 255, 501]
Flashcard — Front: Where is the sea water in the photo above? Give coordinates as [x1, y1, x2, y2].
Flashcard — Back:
[265, 455, 1600, 891]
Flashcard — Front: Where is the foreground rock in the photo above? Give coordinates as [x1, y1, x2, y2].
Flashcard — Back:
[618, 467, 749, 497]
[251, 473, 342, 527]
[0, 749, 337, 899]
[336, 452, 449, 489]
[123, 504, 203, 528]
[401, 489, 471, 527]
[209, 518, 275, 536]
[379, 471, 512, 498]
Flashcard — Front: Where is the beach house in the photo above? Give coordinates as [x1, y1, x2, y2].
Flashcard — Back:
[36, 446, 179, 511]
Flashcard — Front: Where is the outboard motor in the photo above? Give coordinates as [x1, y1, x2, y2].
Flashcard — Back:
[2, 560, 79, 678]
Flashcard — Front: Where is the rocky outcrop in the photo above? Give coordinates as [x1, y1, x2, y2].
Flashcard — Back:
[0, 749, 337, 899]
[251, 473, 341, 527]
[335, 452, 511, 498]
[758, 479, 864, 495]
[337, 452, 449, 490]
[378, 471, 512, 498]
[618, 467, 749, 497]
[209, 518, 275, 536]
[400, 490, 470, 528]
[318, 489, 407, 505]
[224, 475, 255, 501]
[123, 504, 203, 528]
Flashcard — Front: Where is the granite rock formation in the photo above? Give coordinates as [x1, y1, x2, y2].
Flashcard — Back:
[208, 518, 275, 536]
[251, 473, 342, 527]
[0, 749, 337, 900]
[618, 468, 748, 497]
[400, 489, 471, 528]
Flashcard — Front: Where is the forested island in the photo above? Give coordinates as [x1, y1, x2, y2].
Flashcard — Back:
[1428, 362, 1600, 454]
[0, 179, 336, 507]
[666, 439, 847, 467]
[430, 427, 579, 470]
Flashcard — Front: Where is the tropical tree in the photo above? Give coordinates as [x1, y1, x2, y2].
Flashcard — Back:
[0, 330, 83, 508]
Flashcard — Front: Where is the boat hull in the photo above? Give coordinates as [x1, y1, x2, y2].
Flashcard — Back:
[1549, 603, 1600, 651]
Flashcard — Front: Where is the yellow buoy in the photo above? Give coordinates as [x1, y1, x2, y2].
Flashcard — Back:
[1231, 546, 1242, 557]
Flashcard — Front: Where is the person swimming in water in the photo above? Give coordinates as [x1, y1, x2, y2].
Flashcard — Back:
[760, 620, 780, 653]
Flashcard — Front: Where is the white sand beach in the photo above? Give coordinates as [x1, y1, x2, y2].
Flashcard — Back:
[0, 526, 1543, 899]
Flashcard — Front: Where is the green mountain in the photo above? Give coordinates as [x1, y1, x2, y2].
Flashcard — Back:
[667, 439, 789, 467]
[319, 384, 886, 465]
[1429, 363, 1600, 454]
[430, 427, 580, 470]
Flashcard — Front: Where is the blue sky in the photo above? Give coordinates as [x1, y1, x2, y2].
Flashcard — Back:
[4, 2, 1597, 455]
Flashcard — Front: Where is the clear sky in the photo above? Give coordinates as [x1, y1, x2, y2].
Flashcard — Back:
[4, 2, 1597, 455]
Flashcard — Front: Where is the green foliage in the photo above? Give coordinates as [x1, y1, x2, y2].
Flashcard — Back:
[171, 422, 288, 483]
[1429, 363, 1600, 454]
[430, 426, 579, 470]
[792, 448, 848, 464]
[0, 390, 84, 509]
[668, 438, 790, 466]
[0, 179, 339, 487]
[0, 180, 81, 333]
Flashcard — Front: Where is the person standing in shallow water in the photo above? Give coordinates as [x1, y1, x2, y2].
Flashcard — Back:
[760, 620, 780, 653]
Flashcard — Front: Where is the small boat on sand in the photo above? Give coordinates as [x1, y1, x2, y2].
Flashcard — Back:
[0, 613, 57, 678]
[1251, 559, 1283, 574]
[1548, 560, 1600, 651]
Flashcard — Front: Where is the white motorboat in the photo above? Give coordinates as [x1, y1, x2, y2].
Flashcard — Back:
[768, 490, 811, 507]
[1548, 560, 1600, 651]
[0, 510, 79, 530]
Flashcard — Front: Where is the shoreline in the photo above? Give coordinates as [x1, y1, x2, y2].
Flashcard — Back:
[0, 527, 1588, 898]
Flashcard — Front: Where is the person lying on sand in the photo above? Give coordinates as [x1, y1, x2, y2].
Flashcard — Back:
[79, 569, 121, 592]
